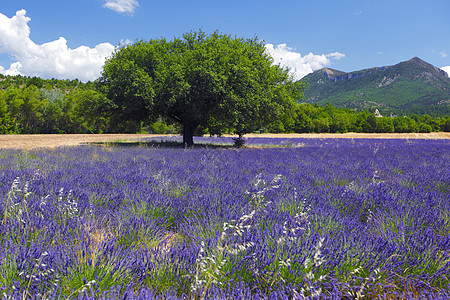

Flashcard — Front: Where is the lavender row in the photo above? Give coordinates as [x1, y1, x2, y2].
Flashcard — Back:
[0, 138, 449, 299]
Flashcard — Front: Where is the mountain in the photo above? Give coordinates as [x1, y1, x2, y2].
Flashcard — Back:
[301, 57, 450, 116]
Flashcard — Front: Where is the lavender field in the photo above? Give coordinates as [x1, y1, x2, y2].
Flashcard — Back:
[0, 137, 449, 299]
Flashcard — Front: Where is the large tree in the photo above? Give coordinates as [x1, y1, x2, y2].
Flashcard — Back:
[98, 30, 305, 146]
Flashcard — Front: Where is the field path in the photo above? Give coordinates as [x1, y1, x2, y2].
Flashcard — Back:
[0, 134, 166, 149]
[0, 132, 449, 150]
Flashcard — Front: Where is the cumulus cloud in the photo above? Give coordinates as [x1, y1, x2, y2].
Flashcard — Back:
[441, 66, 450, 77]
[120, 38, 133, 46]
[265, 43, 345, 80]
[440, 52, 448, 58]
[103, 0, 139, 14]
[0, 9, 115, 82]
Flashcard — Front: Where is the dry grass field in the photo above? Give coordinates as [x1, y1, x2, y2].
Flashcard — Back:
[0, 132, 449, 149]
[0, 134, 165, 149]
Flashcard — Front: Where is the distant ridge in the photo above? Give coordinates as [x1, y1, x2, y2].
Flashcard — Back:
[301, 57, 450, 116]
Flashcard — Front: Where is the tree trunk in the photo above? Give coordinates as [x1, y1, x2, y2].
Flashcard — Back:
[183, 124, 197, 147]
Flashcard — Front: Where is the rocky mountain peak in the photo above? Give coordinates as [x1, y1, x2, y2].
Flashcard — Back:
[301, 57, 450, 116]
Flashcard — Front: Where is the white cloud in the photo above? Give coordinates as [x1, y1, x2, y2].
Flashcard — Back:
[353, 10, 363, 15]
[441, 66, 450, 77]
[0, 10, 115, 82]
[440, 52, 448, 58]
[377, 51, 384, 55]
[120, 38, 133, 46]
[103, 0, 139, 14]
[265, 43, 345, 80]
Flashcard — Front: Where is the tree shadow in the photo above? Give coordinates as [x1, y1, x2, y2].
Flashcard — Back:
[87, 140, 235, 149]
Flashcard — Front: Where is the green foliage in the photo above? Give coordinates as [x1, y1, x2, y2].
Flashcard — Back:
[416, 123, 433, 133]
[0, 253, 20, 292]
[0, 86, 48, 133]
[59, 259, 131, 298]
[0, 78, 115, 134]
[302, 57, 450, 117]
[266, 102, 449, 134]
[375, 117, 394, 133]
[71, 90, 112, 133]
[98, 30, 305, 146]
[439, 117, 450, 131]
[148, 121, 177, 134]
[393, 116, 416, 133]
[0, 74, 89, 91]
[0, 58, 448, 135]
[26, 77, 44, 88]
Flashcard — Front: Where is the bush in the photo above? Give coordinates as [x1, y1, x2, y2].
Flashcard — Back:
[232, 136, 246, 147]
[416, 123, 433, 133]
[149, 121, 170, 134]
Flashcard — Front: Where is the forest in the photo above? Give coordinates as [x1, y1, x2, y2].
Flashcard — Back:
[0, 74, 449, 135]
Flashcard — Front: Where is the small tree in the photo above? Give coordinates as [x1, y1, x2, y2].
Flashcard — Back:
[98, 30, 305, 146]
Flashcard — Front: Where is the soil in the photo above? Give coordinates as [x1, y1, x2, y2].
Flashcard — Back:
[0, 132, 449, 150]
[0, 134, 166, 150]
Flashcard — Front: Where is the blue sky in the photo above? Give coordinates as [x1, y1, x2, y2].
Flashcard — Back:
[0, 0, 449, 82]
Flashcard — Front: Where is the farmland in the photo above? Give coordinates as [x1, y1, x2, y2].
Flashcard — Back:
[0, 137, 449, 299]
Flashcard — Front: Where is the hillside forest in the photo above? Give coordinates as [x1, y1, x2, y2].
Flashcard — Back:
[0, 74, 449, 135]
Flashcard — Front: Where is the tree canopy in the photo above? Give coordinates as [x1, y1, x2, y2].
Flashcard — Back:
[98, 30, 306, 146]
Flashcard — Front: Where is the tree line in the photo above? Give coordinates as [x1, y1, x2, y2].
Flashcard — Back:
[267, 102, 450, 134]
[0, 31, 449, 138]
[0, 82, 448, 135]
